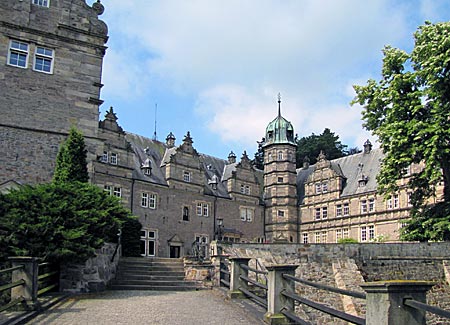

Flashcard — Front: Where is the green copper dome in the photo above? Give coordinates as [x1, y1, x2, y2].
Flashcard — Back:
[264, 95, 295, 146]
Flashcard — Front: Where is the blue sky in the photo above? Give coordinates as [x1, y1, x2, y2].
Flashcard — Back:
[92, 0, 450, 160]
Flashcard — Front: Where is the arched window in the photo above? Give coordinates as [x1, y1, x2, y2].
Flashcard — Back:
[278, 151, 283, 160]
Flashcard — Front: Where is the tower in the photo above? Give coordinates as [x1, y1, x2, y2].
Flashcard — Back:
[263, 94, 298, 242]
[0, 0, 108, 185]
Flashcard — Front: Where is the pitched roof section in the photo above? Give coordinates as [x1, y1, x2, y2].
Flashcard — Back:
[296, 148, 384, 204]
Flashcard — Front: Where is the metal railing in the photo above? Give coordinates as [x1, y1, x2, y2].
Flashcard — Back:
[37, 262, 59, 297]
[404, 297, 450, 320]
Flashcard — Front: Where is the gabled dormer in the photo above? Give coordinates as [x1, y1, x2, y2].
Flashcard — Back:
[160, 131, 203, 192]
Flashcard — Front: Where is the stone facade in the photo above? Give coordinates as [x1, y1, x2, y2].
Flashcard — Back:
[1, 0, 445, 260]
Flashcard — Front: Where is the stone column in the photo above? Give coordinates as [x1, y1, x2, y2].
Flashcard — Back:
[9, 257, 40, 310]
[264, 264, 298, 325]
[229, 257, 251, 298]
[362, 281, 435, 325]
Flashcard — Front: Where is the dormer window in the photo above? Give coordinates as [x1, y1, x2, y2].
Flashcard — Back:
[32, 0, 50, 7]
[141, 158, 152, 176]
[358, 175, 368, 187]
[143, 168, 151, 176]
[183, 171, 191, 182]
[267, 131, 273, 139]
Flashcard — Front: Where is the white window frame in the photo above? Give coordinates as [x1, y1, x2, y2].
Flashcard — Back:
[336, 204, 342, 217]
[196, 203, 202, 216]
[302, 233, 309, 244]
[104, 185, 112, 195]
[202, 203, 209, 217]
[113, 187, 122, 198]
[343, 203, 350, 216]
[149, 193, 157, 209]
[240, 207, 253, 222]
[361, 226, 367, 242]
[32, 0, 50, 7]
[407, 192, 413, 207]
[110, 152, 118, 165]
[322, 207, 328, 219]
[336, 229, 342, 242]
[8, 40, 29, 69]
[315, 208, 321, 220]
[393, 194, 399, 209]
[343, 228, 349, 239]
[322, 182, 328, 193]
[101, 151, 108, 163]
[315, 183, 322, 194]
[240, 184, 245, 194]
[245, 185, 250, 195]
[141, 193, 148, 208]
[315, 232, 321, 243]
[278, 151, 283, 160]
[33, 46, 54, 74]
[361, 200, 367, 214]
[278, 210, 285, 217]
[387, 196, 393, 210]
[368, 225, 375, 240]
[183, 171, 191, 182]
[321, 231, 327, 243]
[368, 198, 375, 212]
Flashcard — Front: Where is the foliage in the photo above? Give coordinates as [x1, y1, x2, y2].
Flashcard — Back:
[53, 127, 89, 183]
[369, 234, 390, 243]
[351, 21, 450, 241]
[352, 21, 450, 205]
[401, 202, 450, 242]
[252, 138, 265, 170]
[0, 182, 135, 264]
[121, 217, 143, 257]
[337, 238, 358, 244]
[295, 128, 351, 166]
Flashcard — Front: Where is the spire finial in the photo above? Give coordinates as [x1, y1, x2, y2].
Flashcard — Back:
[277, 92, 281, 117]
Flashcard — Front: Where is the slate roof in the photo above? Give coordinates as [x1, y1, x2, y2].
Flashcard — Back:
[296, 148, 383, 204]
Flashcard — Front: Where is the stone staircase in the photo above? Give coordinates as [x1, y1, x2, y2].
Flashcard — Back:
[110, 257, 203, 291]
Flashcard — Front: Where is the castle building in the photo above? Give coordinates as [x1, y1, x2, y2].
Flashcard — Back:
[1, 0, 437, 258]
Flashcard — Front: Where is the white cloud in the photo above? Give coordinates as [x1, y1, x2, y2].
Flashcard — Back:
[96, 0, 444, 154]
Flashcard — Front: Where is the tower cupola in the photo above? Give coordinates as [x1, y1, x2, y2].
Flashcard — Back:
[263, 93, 295, 147]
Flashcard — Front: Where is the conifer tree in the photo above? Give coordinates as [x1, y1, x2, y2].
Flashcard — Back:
[53, 127, 89, 183]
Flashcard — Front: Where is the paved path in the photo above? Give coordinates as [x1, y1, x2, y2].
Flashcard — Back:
[29, 289, 266, 325]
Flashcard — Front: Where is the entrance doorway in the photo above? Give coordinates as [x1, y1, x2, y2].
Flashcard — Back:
[140, 229, 157, 257]
[169, 245, 181, 258]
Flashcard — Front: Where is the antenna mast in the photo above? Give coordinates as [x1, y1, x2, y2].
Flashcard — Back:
[152, 103, 158, 141]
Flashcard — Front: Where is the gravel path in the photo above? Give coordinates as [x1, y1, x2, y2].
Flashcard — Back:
[30, 289, 266, 325]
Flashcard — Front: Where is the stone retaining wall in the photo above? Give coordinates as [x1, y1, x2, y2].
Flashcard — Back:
[59, 243, 120, 293]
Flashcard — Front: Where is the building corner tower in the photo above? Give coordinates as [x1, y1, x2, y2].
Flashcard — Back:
[263, 94, 298, 242]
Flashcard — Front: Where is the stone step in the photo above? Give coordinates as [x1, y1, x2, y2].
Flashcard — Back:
[112, 279, 198, 286]
[120, 257, 183, 264]
[118, 266, 185, 273]
[115, 273, 185, 281]
[109, 284, 201, 291]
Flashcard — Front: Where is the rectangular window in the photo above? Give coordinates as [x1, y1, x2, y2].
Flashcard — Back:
[321, 231, 327, 243]
[196, 203, 202, 216]
[202, 203, 209, 217]
[336, 204, 342, 217]
[113, 187, 122, 198]
[110, 153, 118, 165]
[32, 0, 50, 7]
[182, 207, 189, 221]
[368, 198, 375, 212]
[302, 233, 309, 244]
[343, 203, 350, 216]
[322, 207, 328, 219]
[240, 208, 253, 222]
[278, 177, 283, 183]
[322, 182, 328, 193]
[387, 196, 393, 210]
[278, 210, 285, 217]
[315, 183, 321, 194]
[315, 208, 321, 220]
[361, 200, 367, 214]
[240, 184, 245, 194]
[104, 185, 112, 195]
[141, 193, 148, 207]
[34, 46, 54, 73]
[315, 232, 321, 243]
[101, 151, 108, 163]
[336, 229, 342, 242]
[183, 171, 191, 182]
[245, 185, 250, 195]
[393, 194, 399, 209]
[343, 228, 349, 238]
[8, 40, 28, 68]
[368, 225, 375, 240]
[149, 194, 157, 209]
[361, 226, 367, 242]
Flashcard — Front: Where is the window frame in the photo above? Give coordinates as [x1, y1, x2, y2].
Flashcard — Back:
[183, 171, 191, 182]
[113, 186, 122, 198]
[361, 199, 367, 214]
[336, 204, 342, 217]
[182, 206, 189, 221]
[368, 198, 375, 212]
[148, 193, 157, 209]
[360, 226, 367, 242]
[302, 233, 309, 244]
[33, 46, 54, 74]
[32, 0, 50, 7]
[343, 203, 350, 216]
[315, 208, 321, 220]
[322, 206, 328, 219]
[8, 40, 29, 69]
[322, 182, 328, 193]
[141, 193, 148, 208]
[110, 152, 118, 165]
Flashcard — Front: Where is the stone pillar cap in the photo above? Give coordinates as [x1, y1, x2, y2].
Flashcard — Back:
[362, 280, 436, 293]
[266, 264, 299, 271]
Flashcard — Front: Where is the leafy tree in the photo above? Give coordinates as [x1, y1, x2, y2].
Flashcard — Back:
[337, 238, 358, 244]
[295, 128, 349, 166]
[53, 127, 89, 183]
[0, 182, 136, 264]
[351, 22, 450, 241]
